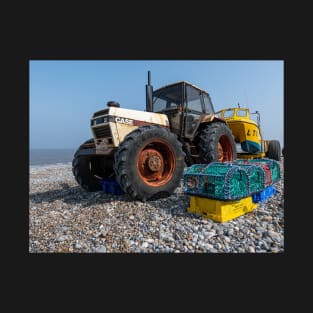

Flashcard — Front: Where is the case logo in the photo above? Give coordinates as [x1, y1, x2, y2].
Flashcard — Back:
[115, 117, 134, 125]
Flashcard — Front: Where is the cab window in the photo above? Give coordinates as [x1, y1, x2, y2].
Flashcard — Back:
[236, 109, 247, 117]
[186, 85, 202, 113]
[203, 94, 214, 114]
[223, 109, 235, 118]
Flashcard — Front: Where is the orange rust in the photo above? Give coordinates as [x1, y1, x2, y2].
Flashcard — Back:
[136, 139, 176, 187]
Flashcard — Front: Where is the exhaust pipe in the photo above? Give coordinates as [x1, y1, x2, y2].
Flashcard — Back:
[146, 70, 153, 112]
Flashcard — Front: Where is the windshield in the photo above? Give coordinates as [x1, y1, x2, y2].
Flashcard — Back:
[152, 84, 182, 112]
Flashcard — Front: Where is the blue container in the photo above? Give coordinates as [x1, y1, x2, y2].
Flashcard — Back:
[252, 185, 276, 203]
[101, 178, 124, 195]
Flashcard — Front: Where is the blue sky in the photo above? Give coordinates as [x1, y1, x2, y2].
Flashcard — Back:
[30, 60, 284, 149]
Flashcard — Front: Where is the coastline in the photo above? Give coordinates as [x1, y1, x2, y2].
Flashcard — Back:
[29, 159, 284, 253]
[29, 148, 76, 167]
[30, 162, 72, 169]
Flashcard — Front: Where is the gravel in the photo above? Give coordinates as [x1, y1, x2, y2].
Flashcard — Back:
[29, 159, 284, 253]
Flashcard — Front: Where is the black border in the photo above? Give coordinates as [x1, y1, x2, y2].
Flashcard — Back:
[6, 32, 297, 294]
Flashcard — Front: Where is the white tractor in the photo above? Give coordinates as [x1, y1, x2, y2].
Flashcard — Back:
[72, 72, 237, 201]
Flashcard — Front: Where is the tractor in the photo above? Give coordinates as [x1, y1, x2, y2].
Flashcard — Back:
[72, 71, 237, 201]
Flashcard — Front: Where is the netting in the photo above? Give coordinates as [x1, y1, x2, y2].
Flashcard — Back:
[244, 158, 280, 182]
[184, 158, 281, 200]
[232, 160, 272, 190]
[184, 162, 250, 200]
[234, 163, 265, 193]
[238, 162, 272, 186]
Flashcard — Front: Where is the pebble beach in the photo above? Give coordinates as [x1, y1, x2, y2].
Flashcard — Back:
[29, 159, 284, 253]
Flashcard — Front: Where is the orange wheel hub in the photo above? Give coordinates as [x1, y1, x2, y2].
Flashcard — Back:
[137, 140, 176, 187]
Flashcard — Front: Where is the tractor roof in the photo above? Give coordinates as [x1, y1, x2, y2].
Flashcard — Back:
[154, 81, 210, 95]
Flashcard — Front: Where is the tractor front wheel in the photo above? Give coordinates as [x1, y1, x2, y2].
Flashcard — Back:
[72, 139, 114, 191]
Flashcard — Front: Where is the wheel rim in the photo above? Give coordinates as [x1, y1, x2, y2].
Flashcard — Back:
[137, 139, 176, 187]
[218, 143, 224, 161]
[218, 135, 234, 161]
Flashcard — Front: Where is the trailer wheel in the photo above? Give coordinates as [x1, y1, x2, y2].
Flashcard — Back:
[114, 125, 185, 201]
[266, 140, 281, 161]
[197, 122, 237, 163]
[72, 139, 114, 191]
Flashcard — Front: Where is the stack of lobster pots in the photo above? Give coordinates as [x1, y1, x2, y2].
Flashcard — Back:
[183, 158, 280, 222]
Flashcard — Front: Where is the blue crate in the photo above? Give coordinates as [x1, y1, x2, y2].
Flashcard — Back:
[100, 178, 124, 195]
[252, 185, 276, 203]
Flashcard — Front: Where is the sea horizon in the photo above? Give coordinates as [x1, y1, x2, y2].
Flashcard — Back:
[30, 148, 76, 166]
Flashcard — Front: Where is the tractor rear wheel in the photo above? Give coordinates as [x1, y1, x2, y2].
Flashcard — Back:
[266, 140, 281, 161]
[72, 139, 114, 191]
[114, 125, 185, 201]
[197, 122, 237, 163]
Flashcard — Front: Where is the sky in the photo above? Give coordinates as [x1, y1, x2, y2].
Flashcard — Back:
[30, 60, 284, 149]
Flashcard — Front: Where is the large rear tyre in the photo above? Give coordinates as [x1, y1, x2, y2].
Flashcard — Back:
[114, 125, 185, 201]
[197, 122, 237, 163]
[266, 140, 281, 161]
[72, 139, 114, 191]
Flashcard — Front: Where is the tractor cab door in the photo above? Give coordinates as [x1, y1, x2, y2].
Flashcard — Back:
[152, 83, 183, 136]
[183, 85, 203, 138]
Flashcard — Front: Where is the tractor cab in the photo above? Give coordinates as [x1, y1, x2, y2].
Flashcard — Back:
[151, 81, 215, 139]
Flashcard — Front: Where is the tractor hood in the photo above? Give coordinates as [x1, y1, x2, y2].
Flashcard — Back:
[91, 107, 170, 128]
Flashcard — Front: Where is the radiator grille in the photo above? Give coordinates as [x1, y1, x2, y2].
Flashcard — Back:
[93, 125, 111, 138]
